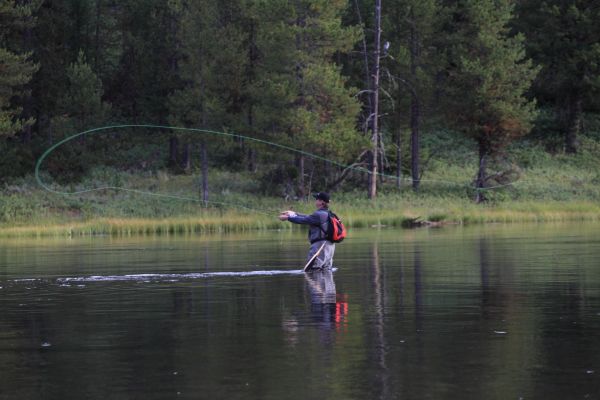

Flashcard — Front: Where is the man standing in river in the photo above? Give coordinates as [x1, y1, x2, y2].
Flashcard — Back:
[279, 192, 335, 271]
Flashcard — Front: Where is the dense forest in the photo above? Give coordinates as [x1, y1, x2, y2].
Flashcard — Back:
[1, 0, 599, 202]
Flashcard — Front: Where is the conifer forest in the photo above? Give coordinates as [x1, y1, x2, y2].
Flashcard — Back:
[2, 0, 600, 202]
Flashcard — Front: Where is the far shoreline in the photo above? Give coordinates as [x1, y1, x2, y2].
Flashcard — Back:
[2, 200, 599, 238]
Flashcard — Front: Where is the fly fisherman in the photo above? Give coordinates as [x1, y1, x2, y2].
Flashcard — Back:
[279, 192, 335, 271]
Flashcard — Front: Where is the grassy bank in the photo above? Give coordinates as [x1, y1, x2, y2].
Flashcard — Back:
[1, 192, 600, 238]
[2, 131, 600, 238]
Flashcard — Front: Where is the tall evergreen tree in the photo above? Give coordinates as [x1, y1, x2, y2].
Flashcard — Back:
[88, 0, 122, 84]
[166, 0, 216, 129]
[251, 0, 364, 196]
[0, 0, 39, 139]
[50, 51, 111, 141]
[33, 0, 122, 139]
[442, 0, 538, 202]
[515, 0, 600, 153]
[111, 0, 179, 122]
[383, 0, 444, 191]
[166, 0, 242, 174]
[33, 1, 72, 138]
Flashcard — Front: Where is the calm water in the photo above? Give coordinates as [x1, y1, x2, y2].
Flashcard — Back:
[1, 223, 600, 400]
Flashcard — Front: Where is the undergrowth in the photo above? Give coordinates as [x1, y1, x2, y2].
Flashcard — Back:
[2, 129, 600, 237]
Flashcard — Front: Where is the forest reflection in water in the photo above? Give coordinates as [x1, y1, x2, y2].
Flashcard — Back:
[353, 226, 600, 400]
[1, 223, 600, 399]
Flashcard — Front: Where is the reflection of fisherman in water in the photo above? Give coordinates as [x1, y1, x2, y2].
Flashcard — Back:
[282, 271, 348, 345]
[305, 269, 337, 304]
[305, 270, 348, 334]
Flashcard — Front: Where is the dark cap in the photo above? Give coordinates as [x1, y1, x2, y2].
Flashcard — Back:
[312, 192, 330, 203]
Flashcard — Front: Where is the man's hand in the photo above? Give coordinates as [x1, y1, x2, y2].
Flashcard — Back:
[278, 210, 296, 221]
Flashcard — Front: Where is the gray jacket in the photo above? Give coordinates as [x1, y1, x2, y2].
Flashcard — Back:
[288, 209, 329, 243]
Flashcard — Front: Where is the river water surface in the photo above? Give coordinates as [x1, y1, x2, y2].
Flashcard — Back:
[1, 223, 600, 399]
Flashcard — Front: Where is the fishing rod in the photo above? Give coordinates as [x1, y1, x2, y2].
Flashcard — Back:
[35, 124, 512, 213]
[34, 124, 296, 214]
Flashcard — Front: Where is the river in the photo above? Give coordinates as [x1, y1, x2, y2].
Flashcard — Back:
[1, 223, 599, 399]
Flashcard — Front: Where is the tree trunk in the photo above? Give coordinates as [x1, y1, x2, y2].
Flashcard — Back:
[20, 108, 32, 143]
[396, 129, 402, 189]
[94, 0, 101, 74]
[246, 105, 255, 172]
[298, 155, 305, 200]
[369, 0, 382, 200]
[182, 142, 191, 173]
[20, 13, 35, 145]
[200, 141, 208, 204]
[169, 136, 179, 168]
[379, 141, 385, 184]
[409, 9, 421, 191]
[246, 19, 258, 172]
[367, 151, 375, 195]
[354, 0, 372, 134]
[245, 107, 256, 172]
[42, 115, 52, 145]
[324, 159, 330, 187]
[474, 145, 487, 203]
[565, 93, 582, 154]
[247, 148, 256, 173]
[410, 98, 420, 191]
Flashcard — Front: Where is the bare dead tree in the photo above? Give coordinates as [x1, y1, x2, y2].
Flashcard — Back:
[369, 0, 382, 199]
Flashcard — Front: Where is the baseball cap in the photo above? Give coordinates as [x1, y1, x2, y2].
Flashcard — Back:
[312, 192, 330, 203]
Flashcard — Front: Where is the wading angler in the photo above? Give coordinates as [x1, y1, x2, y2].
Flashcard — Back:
[279, 192, 346, 272]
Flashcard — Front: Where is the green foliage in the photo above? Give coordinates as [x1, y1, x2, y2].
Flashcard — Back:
[0, 138, 36, 182]
[514, 0, 600, 153]
[0, 194, 34, 223]
[0, 48, 37, 137]
[288, 62, 365, 160]
[380, 0, 445, 127]
[251, 0, 364, 166]
[43, 51, 112, 182]
[257, 164, 299, 197]
[3, 136, 600, 234]
[108, 0, 180, 122]
[516, 0, 600, 104]
[0, 0, 39, 138]
[443, 0, 538, 156]
[0, 0, 598, 205]
[582, 113, 600, 140]
[166, 0, 218, 127]
[420, 128, 477, 165]
[51, 51, 111, 134]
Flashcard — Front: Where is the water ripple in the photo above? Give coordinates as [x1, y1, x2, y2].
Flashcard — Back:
[54, 269, 337, 283]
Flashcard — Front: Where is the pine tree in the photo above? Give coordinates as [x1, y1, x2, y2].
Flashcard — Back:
[515, 0, 600, 153]
[0, 0, 39, 139]
[383, 0, 444, 191]
[88, 0, 122, 84]
[111, 0, 179, 122]
[51, 51, 111, 137]
[167, 0, 242, 129]
[442, 0, 538, 202]
[32, 0, 122, 144]
[166, 0, 229, 174]
[250, 0, 364, 196]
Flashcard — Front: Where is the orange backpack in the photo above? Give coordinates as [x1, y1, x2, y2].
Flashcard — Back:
[325, 211, 346, 243]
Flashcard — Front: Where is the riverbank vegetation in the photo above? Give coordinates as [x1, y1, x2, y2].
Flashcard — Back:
[3, 127, 600, 237]
[1, 1, 600, 236]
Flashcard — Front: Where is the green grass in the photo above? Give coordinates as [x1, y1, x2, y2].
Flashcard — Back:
[2, 190, 600, 238]
[3, 131, 600, 237]
[0, 215, 280, 238]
